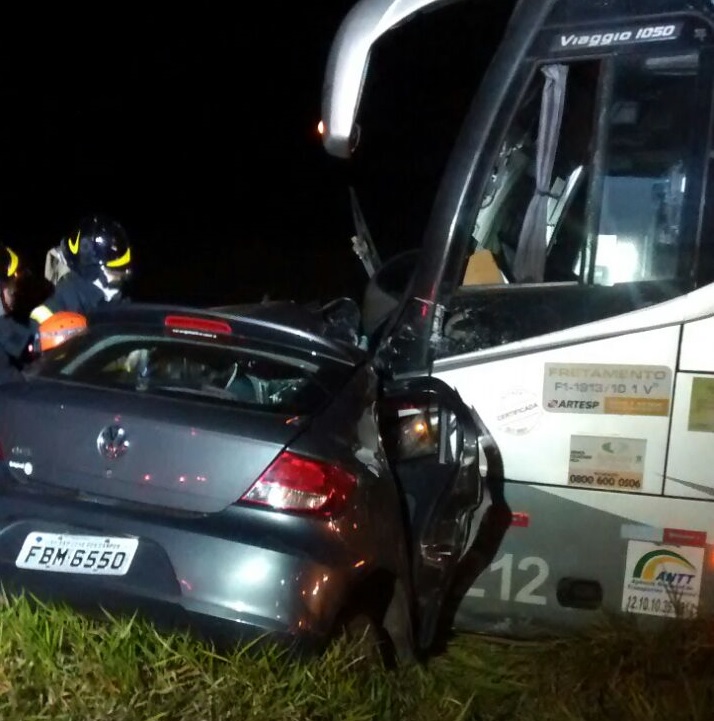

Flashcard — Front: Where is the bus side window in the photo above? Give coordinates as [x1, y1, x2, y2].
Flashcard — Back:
[445, 51, 704, 358]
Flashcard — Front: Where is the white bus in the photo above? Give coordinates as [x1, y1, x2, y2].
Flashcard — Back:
[321, 0, 714, 638]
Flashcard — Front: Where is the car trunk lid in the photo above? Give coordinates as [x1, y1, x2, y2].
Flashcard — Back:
[0, 381, 309, 514]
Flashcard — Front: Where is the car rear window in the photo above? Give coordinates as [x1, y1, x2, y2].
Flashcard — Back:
[34, 332, 342, 415]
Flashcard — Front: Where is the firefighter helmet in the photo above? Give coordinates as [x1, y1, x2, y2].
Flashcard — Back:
[0, 244, 20, 282]
[61, 215, 132, 288]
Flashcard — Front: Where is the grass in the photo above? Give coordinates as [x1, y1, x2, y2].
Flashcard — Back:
[0, 593, 711, 720]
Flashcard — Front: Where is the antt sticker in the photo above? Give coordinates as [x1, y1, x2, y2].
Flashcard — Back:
[622, 540, 703, 618]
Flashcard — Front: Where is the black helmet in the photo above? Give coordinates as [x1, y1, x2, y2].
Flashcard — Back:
[61, 215, 132, 288]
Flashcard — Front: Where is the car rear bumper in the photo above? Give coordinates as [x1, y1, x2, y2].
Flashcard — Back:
[0, 491, 357, 652]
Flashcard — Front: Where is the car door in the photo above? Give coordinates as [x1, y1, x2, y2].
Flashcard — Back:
[379, 375, 484, 650]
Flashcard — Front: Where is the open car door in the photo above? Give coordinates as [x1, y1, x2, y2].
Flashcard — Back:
[380, 375, 483, 650]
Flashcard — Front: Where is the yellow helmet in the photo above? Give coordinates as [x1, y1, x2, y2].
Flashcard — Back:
[0, 244, 20, 281]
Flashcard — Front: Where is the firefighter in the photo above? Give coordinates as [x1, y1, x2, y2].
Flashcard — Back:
[30, 214, 133, 327]
[0, 244, 34, 384]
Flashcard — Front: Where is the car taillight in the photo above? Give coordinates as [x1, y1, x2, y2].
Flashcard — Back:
[240, 451, 356, 516]
[164, 315, 232, 337]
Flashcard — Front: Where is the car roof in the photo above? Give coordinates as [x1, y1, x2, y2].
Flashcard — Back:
[87, 302, 366, 367]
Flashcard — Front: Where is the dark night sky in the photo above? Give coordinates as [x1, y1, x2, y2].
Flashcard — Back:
[0, 3, 510, 309]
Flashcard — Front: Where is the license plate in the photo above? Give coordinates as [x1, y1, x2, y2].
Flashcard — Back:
[15, 532, 139, 576]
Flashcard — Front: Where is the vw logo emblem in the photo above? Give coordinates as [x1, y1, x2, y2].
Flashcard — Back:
[97, 425, 129, 460]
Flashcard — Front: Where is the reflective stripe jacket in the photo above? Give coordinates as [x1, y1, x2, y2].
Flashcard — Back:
[0, 311, 32, 385]
[31, 271, 124, 326]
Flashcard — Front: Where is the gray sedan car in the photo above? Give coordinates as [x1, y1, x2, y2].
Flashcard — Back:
[0, 301, 485, 662]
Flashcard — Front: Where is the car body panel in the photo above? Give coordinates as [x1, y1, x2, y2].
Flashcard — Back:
[1, 380, 303, 514]
[0, 495, 361, 647]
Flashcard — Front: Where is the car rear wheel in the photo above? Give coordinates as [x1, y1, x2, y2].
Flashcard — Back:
[336, 609, 396, 669]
